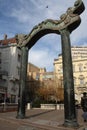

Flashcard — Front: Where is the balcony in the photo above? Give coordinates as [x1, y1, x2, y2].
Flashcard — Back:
[77, 84, 87, 92]
[0, 70, 8, 76]
[0, 70, 8, 80]
[0, 80, 7, 88]
[9, 75, 20, 82]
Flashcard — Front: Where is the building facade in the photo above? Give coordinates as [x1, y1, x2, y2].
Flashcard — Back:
[54, 46, 87, 103]
[0, 35, 55, 104]
[0, 36, 21, 103]
[27, 63, 55, 102]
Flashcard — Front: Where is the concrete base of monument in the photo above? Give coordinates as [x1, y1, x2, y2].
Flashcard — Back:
[63, 119, 79, 128]
[16, 113, 25, 119]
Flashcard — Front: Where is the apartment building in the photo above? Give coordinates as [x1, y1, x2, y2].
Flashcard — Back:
[54, 46, 87, 103]
[0, 35, 21, 103]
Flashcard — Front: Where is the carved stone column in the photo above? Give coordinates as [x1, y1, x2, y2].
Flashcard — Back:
[16, 46, 28, 119]
[60, 28, 79, 127]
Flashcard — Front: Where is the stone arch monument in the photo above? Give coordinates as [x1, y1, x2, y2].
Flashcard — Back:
[16, 0, 85, 127]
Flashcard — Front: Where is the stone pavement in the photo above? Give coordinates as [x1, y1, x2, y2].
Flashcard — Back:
[0, 108, 87, 130]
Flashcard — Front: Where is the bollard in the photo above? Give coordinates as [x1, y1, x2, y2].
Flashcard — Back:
[27, 103, 31, 110]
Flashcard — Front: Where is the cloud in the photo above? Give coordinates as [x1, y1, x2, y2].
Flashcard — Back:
[28, 34, 61, 71]
[71, 3, 87, 45]
[36, 34, 61, 52]
[8, 0, 76, 28]
[0, 0, 87, 71]
[29, 47, 57, 71]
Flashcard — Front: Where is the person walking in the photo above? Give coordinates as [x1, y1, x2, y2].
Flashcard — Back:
[81, 92, 87, 122]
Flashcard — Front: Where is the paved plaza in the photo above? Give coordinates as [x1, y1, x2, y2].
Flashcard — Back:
[0, 108, 87, 130]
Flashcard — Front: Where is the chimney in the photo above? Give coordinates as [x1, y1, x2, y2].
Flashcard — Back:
[4, 34, 7, 40]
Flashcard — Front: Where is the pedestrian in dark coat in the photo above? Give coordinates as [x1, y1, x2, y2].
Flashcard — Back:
[81, 92, 87, 122]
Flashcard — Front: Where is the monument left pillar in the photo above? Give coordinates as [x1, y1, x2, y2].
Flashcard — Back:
[17, 46, 28, 119]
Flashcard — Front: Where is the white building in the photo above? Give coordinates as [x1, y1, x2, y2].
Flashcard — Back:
[0, 36, 21, 103]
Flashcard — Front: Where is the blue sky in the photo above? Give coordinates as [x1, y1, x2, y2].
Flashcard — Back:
[0, 0, 87, 71]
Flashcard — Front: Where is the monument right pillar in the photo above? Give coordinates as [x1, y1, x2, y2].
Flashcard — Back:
[58, 1, 85, 127]
[60, 28, 78, 127]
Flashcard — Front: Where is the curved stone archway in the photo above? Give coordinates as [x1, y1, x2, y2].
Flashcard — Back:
[16, 0, 85, 128]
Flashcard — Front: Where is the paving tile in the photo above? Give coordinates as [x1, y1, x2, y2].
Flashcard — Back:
[0, 109, 86, 130]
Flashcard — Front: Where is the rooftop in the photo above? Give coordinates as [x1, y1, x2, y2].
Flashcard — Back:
[0, 37, 16, 45]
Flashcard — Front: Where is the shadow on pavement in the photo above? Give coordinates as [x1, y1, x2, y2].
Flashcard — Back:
[25, 110, 54, 119]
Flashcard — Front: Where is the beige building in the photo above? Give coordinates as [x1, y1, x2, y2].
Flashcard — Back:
[26, 63, 54, 102]
[54, 46, 87, 103]
[27, 63, 54, 82]
[27, 62, 40, 81]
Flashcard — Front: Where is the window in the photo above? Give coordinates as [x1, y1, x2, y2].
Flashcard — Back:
[59, 65, 63, 73]
[79, 75, 84, 85]
[0, 59, 1, 64]
[80, 78, 84, 85]
[78, 64, 83, 72]
[0, 52, 1, 64]
[17, 67, 20, 76]
[36, 73, 40, 80]
[0, 52, 1, 58]
[73, 64, 75, 72]
[11, 95, 16, 103]
[0, 75, 2, 80]
[18, 54, 21, 62]
[74, 77, 76, 85]
[85, 63, 87, 69]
